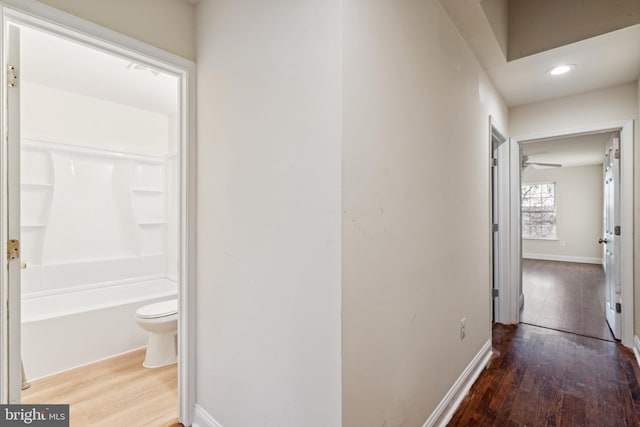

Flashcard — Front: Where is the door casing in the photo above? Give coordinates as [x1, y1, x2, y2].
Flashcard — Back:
[490, 117, 509, 323]
[503, 120, 634, 348]
[0, 2, 197, 425]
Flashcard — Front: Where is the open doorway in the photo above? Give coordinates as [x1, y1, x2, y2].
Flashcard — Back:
[16, 23, 180, 423]
[507, 120, 634, 347]
[519, 132, 616, 341]
[0, 6, 196, 426]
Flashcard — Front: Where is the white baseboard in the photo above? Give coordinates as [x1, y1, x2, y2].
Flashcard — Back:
[192, 404, 223, 427]
[523, 253, 602, 265]
[633, 336, 640, 369]
[423, 340, 492, 427]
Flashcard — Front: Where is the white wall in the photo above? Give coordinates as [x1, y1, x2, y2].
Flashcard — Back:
[342, 1, 507, 425]
[22, 82, 169, 156]
[522, 165, 603, 264]
[34, 0, 195, 60]
[195, 1, 342, 426]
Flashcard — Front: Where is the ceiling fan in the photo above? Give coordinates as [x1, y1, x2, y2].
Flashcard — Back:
[522, 155, 562, 169]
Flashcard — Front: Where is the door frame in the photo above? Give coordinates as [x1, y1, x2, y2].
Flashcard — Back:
[489, 116, 510, 323]
[0, 1, 197, 425]
[505, 120, 634, 347]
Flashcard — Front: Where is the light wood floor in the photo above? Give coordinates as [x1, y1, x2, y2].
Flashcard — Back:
[520, 259, 613, 341]
[22, 349, 178, 427]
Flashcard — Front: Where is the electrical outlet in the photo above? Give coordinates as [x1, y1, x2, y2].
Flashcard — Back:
[460, 317, 466, 340]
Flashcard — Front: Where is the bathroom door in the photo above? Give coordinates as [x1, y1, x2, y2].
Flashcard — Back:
[4, 23, 22, 403]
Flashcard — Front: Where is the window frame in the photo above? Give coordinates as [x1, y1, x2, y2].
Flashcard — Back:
[521, 181, 557, 240]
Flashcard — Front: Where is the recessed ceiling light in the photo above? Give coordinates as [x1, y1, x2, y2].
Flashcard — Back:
[547, 64, 576, 76]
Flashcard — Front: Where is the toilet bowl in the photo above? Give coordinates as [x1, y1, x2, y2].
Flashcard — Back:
[135, 299, 178, 368]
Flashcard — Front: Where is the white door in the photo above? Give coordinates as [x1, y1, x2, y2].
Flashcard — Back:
[602, 134, 621, 339]
[5, 23, 22, 403]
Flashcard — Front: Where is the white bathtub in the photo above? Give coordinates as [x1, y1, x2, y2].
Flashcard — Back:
[21, 278, 177, 380]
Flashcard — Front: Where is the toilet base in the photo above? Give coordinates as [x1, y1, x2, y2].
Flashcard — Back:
[143, 331, 177, 368]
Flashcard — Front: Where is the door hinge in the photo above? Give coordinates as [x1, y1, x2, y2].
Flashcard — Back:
[613, 136, 620, 159]
[615, 226, 621, 236]
[616, 302, 622, 313]
[7, 239, 19, 260]
[7, 65, 17, 88]
[492, 289, 499, 298]
[492, 158, 498, 167]
[493, 223, 499, 232]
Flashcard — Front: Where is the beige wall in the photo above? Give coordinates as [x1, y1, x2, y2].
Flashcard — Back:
[508, 0, 640, 60]
[522, 165, 604, 264]
[195, 0, 342, 426]
[510, 83, 637, 136]
[480, 0, 508, 57]
[342, 0, 507, 425]
[35, 0, 195, 60]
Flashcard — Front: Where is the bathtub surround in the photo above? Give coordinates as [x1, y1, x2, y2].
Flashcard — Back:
[20, 139, 171, 296]
[20, 51, 180, 296]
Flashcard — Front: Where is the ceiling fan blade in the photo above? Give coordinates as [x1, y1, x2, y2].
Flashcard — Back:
[526, 162, 562, 168]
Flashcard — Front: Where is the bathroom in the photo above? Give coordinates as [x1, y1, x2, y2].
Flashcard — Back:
[16, 22, 181, 422]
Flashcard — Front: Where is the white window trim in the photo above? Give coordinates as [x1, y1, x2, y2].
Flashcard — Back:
[521, 181, 557, 240]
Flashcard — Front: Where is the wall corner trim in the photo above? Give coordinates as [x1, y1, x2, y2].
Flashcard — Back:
[422, 339, 492, 427]
[192, 404, 224, 427]
[633, 336, 640, 368]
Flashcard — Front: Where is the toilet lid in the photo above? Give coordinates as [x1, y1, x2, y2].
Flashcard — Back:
[136, 299, 178, 319]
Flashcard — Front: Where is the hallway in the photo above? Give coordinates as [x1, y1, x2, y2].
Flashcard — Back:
[520, 259, 613, 341]
[449, 323, 640, 426]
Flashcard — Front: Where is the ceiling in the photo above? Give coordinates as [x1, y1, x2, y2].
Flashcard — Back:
[20, 25, 179, 115]
[521, 132, 612, 168]
[438, 2, 636, 170]
[440, 1, 640, 107]
[488, 24, 640, 106]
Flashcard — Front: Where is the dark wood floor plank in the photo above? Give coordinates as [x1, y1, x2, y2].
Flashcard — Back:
[448, 324, 640, 426]
[521, 259, 613, 341]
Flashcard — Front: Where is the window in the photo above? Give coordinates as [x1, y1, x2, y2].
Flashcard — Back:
[522, 182, 556, 239]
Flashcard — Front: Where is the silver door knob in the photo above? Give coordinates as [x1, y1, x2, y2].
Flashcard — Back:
[598, 238, 608, 244]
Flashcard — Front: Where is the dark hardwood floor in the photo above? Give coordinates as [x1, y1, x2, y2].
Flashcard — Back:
[449, 323, 640, 426]
[520, 259, 613, 341]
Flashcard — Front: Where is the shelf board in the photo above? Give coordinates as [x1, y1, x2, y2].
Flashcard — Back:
[22, 224, 46, 228]
[21, 182, 53, 188]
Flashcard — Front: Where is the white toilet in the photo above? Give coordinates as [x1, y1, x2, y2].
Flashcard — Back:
[135, 299, 178, 368]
